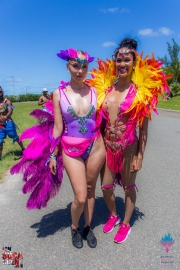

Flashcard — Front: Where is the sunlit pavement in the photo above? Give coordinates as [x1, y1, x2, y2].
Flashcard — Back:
[0, 110, 180, 270]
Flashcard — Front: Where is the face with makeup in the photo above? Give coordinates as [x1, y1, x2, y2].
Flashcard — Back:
[67, 52, 88, 83]
[115, 47, 135, 79]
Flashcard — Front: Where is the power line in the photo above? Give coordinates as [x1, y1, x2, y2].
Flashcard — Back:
[12, 76, 16, 96]
[0, 84, 56, 90]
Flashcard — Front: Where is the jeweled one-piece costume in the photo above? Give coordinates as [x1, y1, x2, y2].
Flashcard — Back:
[11, 53, 171, 209]
[86, 53, 171, 174]
[102, 83, 138, 173]
[59, 84, 97, 160]
[10, 83, 98, 209]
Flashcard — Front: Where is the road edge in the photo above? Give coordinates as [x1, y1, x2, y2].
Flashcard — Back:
[157, 108, 180, 113]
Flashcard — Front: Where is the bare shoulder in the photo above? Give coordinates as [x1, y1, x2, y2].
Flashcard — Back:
[6, 99, 12, 105]
[53, 88, 60, 101]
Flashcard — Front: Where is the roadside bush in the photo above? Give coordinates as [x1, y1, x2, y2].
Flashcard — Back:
[25, 94, 41, 101]
[18, 95, 28, 102]
[170, 83, 180, 97]
[4, 94, 41, 102]
[4, 95, 18, 102]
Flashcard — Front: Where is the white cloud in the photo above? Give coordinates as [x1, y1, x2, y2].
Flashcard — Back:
[6, 77, 12, 82]
[99, 8, 107, 13]
[45, 82, 59, 86]
[107, 7, 119, 13]
[120, 8, 130, 13]
[102, 41, 117, 47]
[15, 78, 24, 82]
[138, 27, 174, 37]
[138, 28, 159, 36]
[99, 7, 130, 14]
[159, 27, 173, 36]
[5, 77, 24, 83]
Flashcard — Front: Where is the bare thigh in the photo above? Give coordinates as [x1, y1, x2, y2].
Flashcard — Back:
[121, 140, 139, 186]
[62, 150, 87, 200]
[85, 135, 106, 186]
[100, 159, 115, 186]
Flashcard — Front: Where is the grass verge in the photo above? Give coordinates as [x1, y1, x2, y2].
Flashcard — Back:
[158, 95, 180, 111]
[0, 102, 38, 180]
[1, 97, 179, 180]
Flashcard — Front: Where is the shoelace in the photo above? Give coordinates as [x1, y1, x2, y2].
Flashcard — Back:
[117, 224, 129, 235]
[107, 215, 117, 224]
[73, 230, 81, 240]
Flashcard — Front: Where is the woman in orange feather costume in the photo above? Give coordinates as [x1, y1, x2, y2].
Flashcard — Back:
[87, 38, 171, 244]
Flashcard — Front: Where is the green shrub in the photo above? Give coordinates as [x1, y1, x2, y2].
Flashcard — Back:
[170, 83, 180, 96]
[18, 95, 28, 102]
[25, 94, 41, 101]
[4, 95, 18, 102]
[4, 94, 41, 102]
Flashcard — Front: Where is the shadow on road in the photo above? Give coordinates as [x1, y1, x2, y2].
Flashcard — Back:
[92, 196, 145, 229]
[31, 203, 72, 238]
[31, 196, 144, 238]
[3, 149, 22, 160]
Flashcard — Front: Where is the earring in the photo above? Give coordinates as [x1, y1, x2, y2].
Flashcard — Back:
[115, 75, 119, 83]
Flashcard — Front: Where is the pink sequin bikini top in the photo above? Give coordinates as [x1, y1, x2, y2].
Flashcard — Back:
[102, 83, 137, 140]
[103, 83, 136, 120]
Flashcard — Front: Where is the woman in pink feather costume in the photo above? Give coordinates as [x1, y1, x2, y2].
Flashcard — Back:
[11, 48, 106, 249]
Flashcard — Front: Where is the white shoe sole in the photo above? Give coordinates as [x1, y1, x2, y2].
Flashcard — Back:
[114, 227, 131, 243]
[103, 218, 121, 234]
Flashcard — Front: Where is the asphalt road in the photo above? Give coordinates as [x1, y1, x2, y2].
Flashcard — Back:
[0, 110, 180, 270]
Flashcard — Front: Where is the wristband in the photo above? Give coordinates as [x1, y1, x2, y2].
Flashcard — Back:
[45, 154, 57, 166]
[50, 155, 57, 159]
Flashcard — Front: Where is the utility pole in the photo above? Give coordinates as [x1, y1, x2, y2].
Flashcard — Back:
[12, 76, 16, 96]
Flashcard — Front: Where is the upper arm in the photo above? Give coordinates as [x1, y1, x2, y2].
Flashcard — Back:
[38, 96, 42, 104]
[7, 100, 13, 115]
[53, 89, 63, 131]
[139, 116, 148, 134]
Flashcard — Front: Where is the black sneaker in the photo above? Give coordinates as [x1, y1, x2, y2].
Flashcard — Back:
[71, 227, 83, 249]
[83, 226, 97, 248]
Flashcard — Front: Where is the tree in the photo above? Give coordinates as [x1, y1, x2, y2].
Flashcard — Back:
[159, 39, 180, 84]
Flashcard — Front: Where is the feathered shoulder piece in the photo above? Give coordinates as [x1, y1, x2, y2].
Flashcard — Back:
[86, 52, 171, 125]
[129, 52, 171, 125]
[85, 59, 117, 110]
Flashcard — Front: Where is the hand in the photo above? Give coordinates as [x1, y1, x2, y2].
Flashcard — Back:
[0, 115, 6, 123]
[49, 158, 57, 175]
[130, 157, 142, 174]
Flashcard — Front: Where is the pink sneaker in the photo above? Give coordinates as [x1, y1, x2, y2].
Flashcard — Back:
[103, 214, 120, 233]
[114, 222, 131, 243]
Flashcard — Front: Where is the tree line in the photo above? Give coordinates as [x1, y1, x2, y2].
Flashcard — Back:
[159, 39, 180, 97]
[4, 94, 41, 102]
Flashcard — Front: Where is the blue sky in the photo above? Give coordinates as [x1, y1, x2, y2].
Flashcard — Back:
[0, 0, 180, 95]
